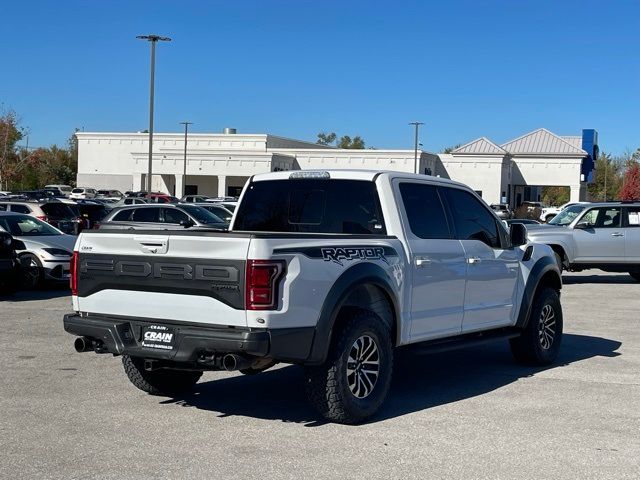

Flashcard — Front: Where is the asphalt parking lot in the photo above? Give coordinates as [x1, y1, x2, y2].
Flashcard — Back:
[1, 271, 639, 480]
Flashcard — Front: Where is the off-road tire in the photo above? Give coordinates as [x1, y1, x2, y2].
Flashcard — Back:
[305, 309, 393, 424]
[510, 287, 563, 365]
[122, 355, 202, 396]
[629, 272, 640, 282]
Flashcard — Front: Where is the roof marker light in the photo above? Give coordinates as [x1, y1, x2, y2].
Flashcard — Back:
[289, 171, 330, 180]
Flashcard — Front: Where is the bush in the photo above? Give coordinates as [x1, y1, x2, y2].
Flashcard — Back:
[514, 206, 541, 220]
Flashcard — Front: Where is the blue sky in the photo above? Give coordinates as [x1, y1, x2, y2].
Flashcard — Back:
[2, 0, 638, 154]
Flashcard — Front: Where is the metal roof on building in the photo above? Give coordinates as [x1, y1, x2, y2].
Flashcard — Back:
[500, 128, 587, 155]
[451, 137, 507, 155]
[560, 136, 583, 150]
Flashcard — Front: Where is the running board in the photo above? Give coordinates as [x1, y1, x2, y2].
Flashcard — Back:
[405, 327, 521, 356]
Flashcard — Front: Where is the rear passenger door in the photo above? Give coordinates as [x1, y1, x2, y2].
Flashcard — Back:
[623, 207, 640, 262]
[397, 182, 467, 340]
[442, 187, 519, 331]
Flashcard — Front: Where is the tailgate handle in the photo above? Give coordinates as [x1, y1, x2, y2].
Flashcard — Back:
[134, 235, 169, 254]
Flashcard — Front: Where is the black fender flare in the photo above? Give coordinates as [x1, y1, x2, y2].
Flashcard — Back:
[515, 255, 562, 329]
[306, 262, 400, 364]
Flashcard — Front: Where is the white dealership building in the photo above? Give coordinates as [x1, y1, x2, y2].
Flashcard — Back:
[76, 127, 597, 206]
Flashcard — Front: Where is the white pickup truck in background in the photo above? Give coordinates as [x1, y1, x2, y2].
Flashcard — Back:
[64, 170, 563, 424]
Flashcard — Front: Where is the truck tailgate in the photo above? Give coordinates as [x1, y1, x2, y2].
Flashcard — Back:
[74, 231, 250, 326]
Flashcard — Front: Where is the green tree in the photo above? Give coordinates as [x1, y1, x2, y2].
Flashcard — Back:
[337, 135, 365, 149]
[316, 132, 336, 146]
[587, 152, 624, 201]
[541, 186, 570, 206]
[316, 131, 365, 149]
[443, 144, 461, 154]
[0, 108, 25, 190]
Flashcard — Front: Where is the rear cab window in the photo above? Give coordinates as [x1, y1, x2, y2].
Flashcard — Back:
[234, 179, 386, 234]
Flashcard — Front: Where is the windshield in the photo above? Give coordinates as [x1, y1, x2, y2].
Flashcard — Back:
[548, 204, 586, 226]
[0, 214, 61, 236]
[180, 205, 225, 224]
[71, 188, 83, 193]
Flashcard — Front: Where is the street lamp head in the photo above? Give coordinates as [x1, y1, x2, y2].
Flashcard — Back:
[136, 34, 172, 42]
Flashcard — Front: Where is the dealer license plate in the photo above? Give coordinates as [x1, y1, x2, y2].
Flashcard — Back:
[140, 325, 176, 351]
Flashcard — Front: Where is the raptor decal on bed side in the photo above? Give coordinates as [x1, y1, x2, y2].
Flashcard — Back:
[273, 245, 397, 266]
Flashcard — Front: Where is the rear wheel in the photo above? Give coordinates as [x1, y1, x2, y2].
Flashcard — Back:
[305, 309, 393, 424]
[629, 272, 640, 282]
[122, 355, 202, 396]
[510, 287, 563, 365]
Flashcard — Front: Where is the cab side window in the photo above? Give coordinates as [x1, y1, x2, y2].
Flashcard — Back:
[112, 209, 133, 221]
[443, 188, 500, 248]
[579, 208, 621, 228]
[399, 183, 450, 239]
[132, 208, 160, 223]
[162, 208, 189, 224]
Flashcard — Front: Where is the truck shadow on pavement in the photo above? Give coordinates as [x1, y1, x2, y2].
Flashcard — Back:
[160, 333, 621, 426]
[2, 285, 70, 302]
[562, 274, 636, 284]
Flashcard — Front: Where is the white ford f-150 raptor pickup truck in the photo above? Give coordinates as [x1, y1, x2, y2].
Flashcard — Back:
[64, 170, 563, 424]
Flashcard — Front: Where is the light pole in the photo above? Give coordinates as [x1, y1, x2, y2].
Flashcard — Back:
[179, 121, 193, 198]
[136, 34, 171, 193]
[409, 121, 424, 174]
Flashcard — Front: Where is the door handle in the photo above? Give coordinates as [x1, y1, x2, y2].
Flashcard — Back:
[611, 232, 624, 237]
[415, 256, 432, 267]
[467, 257, 481, 265]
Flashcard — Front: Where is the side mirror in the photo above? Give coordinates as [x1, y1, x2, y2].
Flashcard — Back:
[179, 219, 195, 228]
[12, 239, 26, 250]
[574, 222, 590, 230]
[510, 223, 527, 247]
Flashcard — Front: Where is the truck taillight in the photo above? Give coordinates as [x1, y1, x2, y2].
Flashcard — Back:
[245, 260, 285, 310]
[36, 215, 48, 222]
[70, 251, 79, 295]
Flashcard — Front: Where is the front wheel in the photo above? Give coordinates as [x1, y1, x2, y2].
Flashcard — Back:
[305, 309, 393, 424]
[20, 253, 43, 289]
[122, 355, 202, 396]
[510, 287, 563, 365]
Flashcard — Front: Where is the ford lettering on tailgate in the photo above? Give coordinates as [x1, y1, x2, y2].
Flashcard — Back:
[77, 254, 245, 309]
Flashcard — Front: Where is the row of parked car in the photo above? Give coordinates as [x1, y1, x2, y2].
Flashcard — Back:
[0, 186, 238, 292]
[490, 201, 590, 223]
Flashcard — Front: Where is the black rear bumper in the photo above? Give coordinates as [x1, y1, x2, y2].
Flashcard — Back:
[63, 313, 314, 364]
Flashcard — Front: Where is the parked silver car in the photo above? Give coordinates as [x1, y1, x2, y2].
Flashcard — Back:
[98, 204, 228, 231]
[0, 212, 76, 288]
[526, 202, 640, 280]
